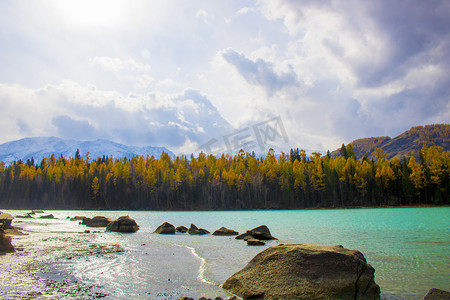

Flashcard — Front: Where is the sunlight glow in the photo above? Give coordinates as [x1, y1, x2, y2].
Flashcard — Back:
[53, 0, 125, 29]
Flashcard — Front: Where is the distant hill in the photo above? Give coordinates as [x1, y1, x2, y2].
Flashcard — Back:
[331, 124, 450, 160]
[0, 137, 175, 165]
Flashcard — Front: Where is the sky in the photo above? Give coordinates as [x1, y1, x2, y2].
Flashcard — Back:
[0, 0, 449, 155]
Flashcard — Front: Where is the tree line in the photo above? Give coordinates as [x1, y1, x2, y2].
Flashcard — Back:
[0, 145, 448, 210]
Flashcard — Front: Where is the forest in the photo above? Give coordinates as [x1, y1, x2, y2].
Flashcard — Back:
[0, 144, 448, 210]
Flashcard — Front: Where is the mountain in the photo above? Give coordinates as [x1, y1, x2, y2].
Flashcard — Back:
[0, 137, 175, 165]
[331, 124, 450, 160]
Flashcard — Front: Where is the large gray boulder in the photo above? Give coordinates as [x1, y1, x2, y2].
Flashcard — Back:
[222, 244, 380, 300]
[106, 216, 139, 233]
[154, 222, 176, 234]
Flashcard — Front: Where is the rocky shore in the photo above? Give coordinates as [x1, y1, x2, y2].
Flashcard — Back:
[1, 211, 449, 299]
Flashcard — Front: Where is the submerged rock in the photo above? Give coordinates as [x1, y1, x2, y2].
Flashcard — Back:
[422, 288, 450, 300]
[176, 225, 188, 233]
[39, 214, 55, 219]
[70, 216, 85, 221]
[107, 216, 139, 233]
[83, 216, 110, 227]
[155, 222, 176, 234]
[246, 239, 266, 246]
[213, 227, 239, 236]
[222, 244, 380, 300]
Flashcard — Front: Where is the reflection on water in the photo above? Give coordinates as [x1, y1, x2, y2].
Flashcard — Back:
[0, 207, 449, 299]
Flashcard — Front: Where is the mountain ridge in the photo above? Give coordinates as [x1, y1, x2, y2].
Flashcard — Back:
[331, 124, 450, 159]
[0, 137, 175, 165]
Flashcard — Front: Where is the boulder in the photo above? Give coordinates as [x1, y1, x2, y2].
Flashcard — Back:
[83, 216, 109, 227]
[107, 216, 139, 233]
[188, 224, 209, 235]
[39, 214, 55, 219]
[31, 210, 44, 214]
[422, 288, 450, 300]
[246, 239, 265, 246]
[222, 244, 380, 300]
[213, 227, 239, 236]
[249, 225, 276, 240]
[155, 222, 176, 234]
[0, 213, 13, 229]
[176, 226, 188, 233]
[235, 225, 276, 240]
[0, 232, 14, 253]
[235, 231, 253, 240]
[70, 216, 85, 221]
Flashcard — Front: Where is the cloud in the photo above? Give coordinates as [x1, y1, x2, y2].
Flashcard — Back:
[52, 115, 98, 140]
[90, 56, 154, 89]
[221, 48, 299, 95]
[0, 82, 233, 153]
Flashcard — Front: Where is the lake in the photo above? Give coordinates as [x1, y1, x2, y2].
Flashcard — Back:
[1, 207, 449, 299]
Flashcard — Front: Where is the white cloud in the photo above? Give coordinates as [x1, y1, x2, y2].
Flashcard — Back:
[0, 82, 233, 152]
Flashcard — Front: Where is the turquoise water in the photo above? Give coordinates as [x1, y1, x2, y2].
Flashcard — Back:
[1, 207, 449, 299]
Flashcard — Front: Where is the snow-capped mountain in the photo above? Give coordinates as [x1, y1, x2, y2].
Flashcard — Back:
[0, 137, 175, 165]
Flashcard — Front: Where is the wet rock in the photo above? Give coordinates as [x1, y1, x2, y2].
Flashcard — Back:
[222, 244, 380, 300]
[235, 225, 276, 240]
[0, 212, 13, 229]
[82, 216, 109, 227]
[154, 222, 176, 234]
[235, 231, 253, 240]
[246, 239, 265, 246]
[0, 232, 14, 253]
[107, 216, 139, 233]
[176, 225, 188, 233]
[188, 224, 209, 235]
[249, 225, 276, 240]
[422, 288, 450, 300]
[39, 214, 55, 219]
[212, 227, 239, 236]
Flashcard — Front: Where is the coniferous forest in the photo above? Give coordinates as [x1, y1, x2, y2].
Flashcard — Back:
[0, 145, 448, 210]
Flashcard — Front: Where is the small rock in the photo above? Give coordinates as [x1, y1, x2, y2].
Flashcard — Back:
[84, 230, 90, 233]
[212, 227, 239, 236]
[83, 216, 110, 227]
[39, 214, 55, 219]
[188, 224, 209, 235]
[154, 222, 176, 234]
[107, 216, 139, 233]
[176, 226, 188, 233]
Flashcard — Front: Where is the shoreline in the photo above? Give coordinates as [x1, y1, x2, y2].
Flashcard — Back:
[1, 204, 448, 212]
